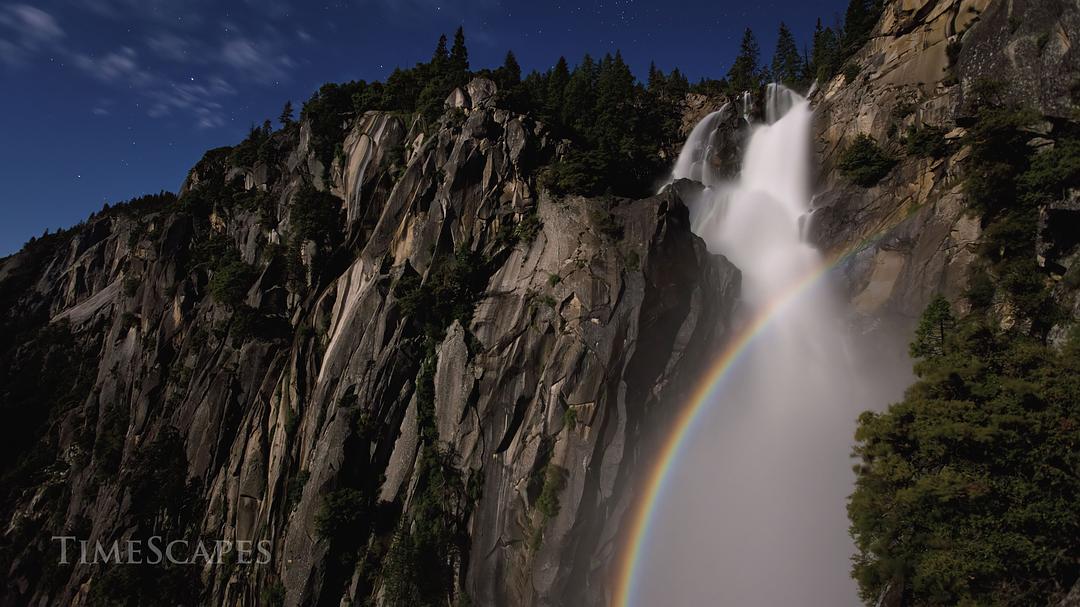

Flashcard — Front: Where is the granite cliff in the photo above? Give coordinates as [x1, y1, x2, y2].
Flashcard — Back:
[0, 78, 737, 606]
[2, 0, 1078, 604]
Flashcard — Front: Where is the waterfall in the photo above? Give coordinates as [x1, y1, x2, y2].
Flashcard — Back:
[638, 86, 900, 606]
[669, 103, 729, 188]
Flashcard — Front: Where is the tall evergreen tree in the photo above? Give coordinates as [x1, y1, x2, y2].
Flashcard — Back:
[561, 54, 598, 135]
[771, 22, 803, 87]
[279, 100, 294, 126]
[810, 19, 841, 82]
[497, 50, 521, 87]
[728, 28, 761, 93]
[842, 0, 882, 53]
[909, 295, 955, 360]
[647, 61, 663, 92]
[668, 68, 690, 95]
[546, 57, 571, 119]
[594, 51, 636, 148]
[432, 34, 449, 67]
[450, 26, 469, 72]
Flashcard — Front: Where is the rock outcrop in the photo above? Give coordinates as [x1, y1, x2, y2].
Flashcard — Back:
[3, 1, 1078, 604]
[0, 78, 738, 607]
[809, 0, 1080, 329]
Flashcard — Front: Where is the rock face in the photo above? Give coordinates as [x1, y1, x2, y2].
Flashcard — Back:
[0, 78, 738, 606]
[808, 0, 1080, 328]
[4, 1, 1078, 604]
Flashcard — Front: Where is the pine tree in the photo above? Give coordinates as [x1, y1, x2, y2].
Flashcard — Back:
[771, 22, 803, 87]
[546, 57, 570, 119]
[279, 100, 294, 126]
[500, 50, 521, 85]
[594, 52, 635, 145]
[909, 295, 955, 361]
[561, 54, 598, 135]
[842, 0, 882, 53]
[668, 68, 689, 95]
[383, 68, 419, 112]
[810, 19, 841, 82]
[450, 26, 468, 72]
[647, 61, 663, 92]
[432, 34, 449, 67]
[728, 28, 761, 93]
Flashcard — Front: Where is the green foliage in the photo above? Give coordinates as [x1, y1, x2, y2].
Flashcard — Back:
[520, 50, 685, 198]
[771, 22, 805, 88]
[396, 247, 491, 343]
[962, 101, 1040, 217]
[965, 266, 996, 311]
[562, 406, 578, 430]
[849, 309, 1080, 606]
[94, 403, 128, 474]
[960, 85, 1075, 329]
[315, 488, 370, 540]
[382, 446, 471, 607]
[1018, 137, 1080, 208]
[289, 184, 343, 245]
[838, 134, 896, 186]
[512, 208, 543, 244]
[841, 0, 883, 54]
[810, 19, 843, 83]
[228, 121, 275, 168]
[852, 91, 1080, 600]
[125, 428, 194, 527]
[539, 149, 605, 196]
[287, 184, 344, 288]
[0, 319, 103, 501]
[123, 275, 140, 297]
[536, 463, 568, 520]
[589, 206, 624, 240]
[728, 28, 762, 93]
[946, 40, 963, 66]
[106, 190, 177, 218]
[843, 62, 861, 84]
[229, 304, 292, 346]
[302, 81, 369, 177]
[904, 125, 949, 158]
[207, 248, 256, 308]
[278, 101, 294, 127]
[909, 295, 955, 362]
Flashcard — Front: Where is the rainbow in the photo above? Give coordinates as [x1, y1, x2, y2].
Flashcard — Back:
[611, 239, 878, 607]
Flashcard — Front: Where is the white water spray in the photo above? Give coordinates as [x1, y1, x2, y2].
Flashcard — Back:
[637, 85, 905, 606]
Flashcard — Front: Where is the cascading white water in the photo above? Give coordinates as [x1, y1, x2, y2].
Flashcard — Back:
[670, 104, 729, 189]
[637, 85, 904, 606]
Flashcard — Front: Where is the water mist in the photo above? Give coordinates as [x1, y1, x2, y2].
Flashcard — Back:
[634, 85, 904, 606]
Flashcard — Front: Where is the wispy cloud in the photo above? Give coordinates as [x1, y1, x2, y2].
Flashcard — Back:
[72, 47, 153, 86]
[146, 77, 236, 128]
[1, 2, 300, 128]
[80, 0, 208, 26]
[221, 36, 294, 82]
[146, 32, 193, 62]
[0, 4, 66, 66]
[3, 4, 65, 41]
[69, 45, 236, 129]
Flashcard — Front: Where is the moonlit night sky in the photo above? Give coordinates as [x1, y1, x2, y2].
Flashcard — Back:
[0, 0, 846, 255]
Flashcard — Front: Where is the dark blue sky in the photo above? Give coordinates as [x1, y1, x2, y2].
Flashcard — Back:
[0, 0, 845, 255]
